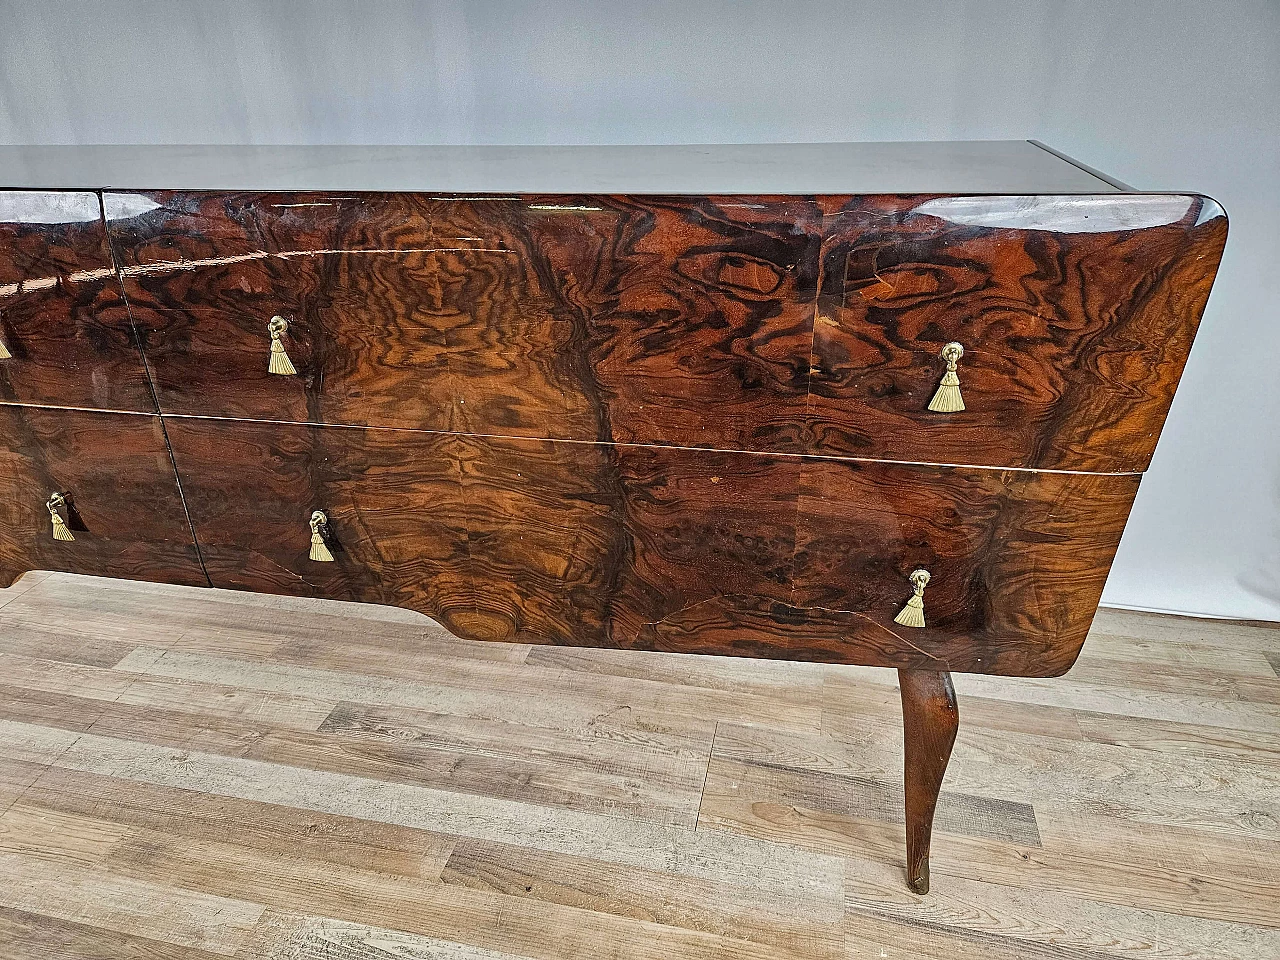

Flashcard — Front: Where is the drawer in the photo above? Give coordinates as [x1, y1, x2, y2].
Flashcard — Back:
[164, 418, 1137, 676]
[163, 419, 477, 633]
[603, 447, 1136, 677]
[117, 248, 598, 438]
[810, 193, 1228, 471]
[782, 458, 1139, 676]
[163, 419, 797, 650]
[107, 193, 824, 449]
[0, 191, 154, 412]
[109, 191, 1226, 470]
[0, 406, 207, 589]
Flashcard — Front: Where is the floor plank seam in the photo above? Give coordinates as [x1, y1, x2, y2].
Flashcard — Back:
[693, 721, 721, 835]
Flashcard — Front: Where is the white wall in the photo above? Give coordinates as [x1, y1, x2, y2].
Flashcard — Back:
[1, 0, 1276, 620]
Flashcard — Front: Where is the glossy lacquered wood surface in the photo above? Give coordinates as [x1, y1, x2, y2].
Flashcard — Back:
[0, 406, 206, 590]
[163, 419, 1139, 677]
[899, 669, 959, 895]
[106, 190, 1225, 472]
[811, 194, 1229, 471]
[108, 192, 819, 449]
[0, 191, 155, 413]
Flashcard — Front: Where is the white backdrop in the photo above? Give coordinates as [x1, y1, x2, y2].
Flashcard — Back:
[1, 0, 1276, 620]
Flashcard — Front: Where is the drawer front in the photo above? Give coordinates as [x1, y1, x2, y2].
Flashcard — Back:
[781, 458, 1139, 676]
[162, 419, 477, 634]
[109, 191, 1225, 471]
[116, 248, 596, 438]
[164, 418, 1137, 676]
[0, 407, 207, 589]
[0, 191, 154, 412]
[811, 194, 1228, 471]
[106, 192, 822, 449]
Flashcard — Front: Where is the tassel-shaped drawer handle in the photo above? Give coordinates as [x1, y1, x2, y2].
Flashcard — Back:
[0, 334, 11, 360]
[894, 569, 930, 628]
[46, 492, 75, 542]
[268, 316, 298, 376]
[928, 342, 965, 413]
[309, 510, 335, 562]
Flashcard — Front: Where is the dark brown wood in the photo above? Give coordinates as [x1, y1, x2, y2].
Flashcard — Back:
[898, 668, 959, 894]
[787, 458, 1140, 677]
[108, 192, 820, 450]
[162, 419, 1138, 677]
[0, 406, 206, 590]
[105, 190, 1225, 472]
[0, 191, 155, 413]
[811, 194, 1229, 471]
[159, 418, 476, 634]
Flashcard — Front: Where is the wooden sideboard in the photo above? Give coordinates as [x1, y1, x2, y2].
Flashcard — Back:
[0, 143, 1227, 893]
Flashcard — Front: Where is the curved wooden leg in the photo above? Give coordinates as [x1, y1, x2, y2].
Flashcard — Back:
[898, 668, 958, 894]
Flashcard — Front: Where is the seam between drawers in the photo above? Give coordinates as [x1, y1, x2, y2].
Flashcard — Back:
[99, 192, 213, 588]
[147, 413, 1146, 478]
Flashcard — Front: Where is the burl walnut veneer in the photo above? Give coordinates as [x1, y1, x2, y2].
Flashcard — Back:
[0, 143, 1227, 894]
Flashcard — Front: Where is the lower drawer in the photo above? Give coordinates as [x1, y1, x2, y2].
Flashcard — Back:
[164, 418, 1139, 676]
[0, 406, 207, 589]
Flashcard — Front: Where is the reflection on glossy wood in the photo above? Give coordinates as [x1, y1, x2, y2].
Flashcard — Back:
[107, 190, 1225, 471]
[110, 193, 822, 452]
[899, 668, 959, 894]
[163, 420, 1138, 677]
[0, 191, 154, 412]
[0, 407, 206, 590]
[811, 194, 1228, 471]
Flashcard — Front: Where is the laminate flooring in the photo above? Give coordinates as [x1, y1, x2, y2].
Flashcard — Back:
[0, 571, 1276, 959]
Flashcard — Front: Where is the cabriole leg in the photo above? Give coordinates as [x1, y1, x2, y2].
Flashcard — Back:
[898, 668, 958, 894]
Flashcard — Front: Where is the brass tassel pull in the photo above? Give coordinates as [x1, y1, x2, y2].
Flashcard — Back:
[309, 510, 335, 562]
[0, 336, 11, 360]
[268, 316, 298, 376]
[894, 569, 930, 628]
[927, 342, 965, 413]
[47, 493, 75, 542]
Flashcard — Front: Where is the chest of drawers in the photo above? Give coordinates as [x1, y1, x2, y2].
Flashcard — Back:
[0, 143, 1227, 893]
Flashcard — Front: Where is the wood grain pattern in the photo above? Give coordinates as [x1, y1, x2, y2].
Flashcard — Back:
[162, 419, 1138, 677]
[899, 669, 959, 894]
[0, 191, 154, 413]
[2, 181, 1227, 905]
[160, 418, 476, 635]
[112, 197, 601, 439]
[810, 194, 1228, 470]
[105, 190, 1226, 471]
[0, 407, 206, 591]
[109, 192, 821, 452]
[786, 457, 1140, 676]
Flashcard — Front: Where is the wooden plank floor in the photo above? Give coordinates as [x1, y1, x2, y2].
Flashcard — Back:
[0, 571, 1276, 959]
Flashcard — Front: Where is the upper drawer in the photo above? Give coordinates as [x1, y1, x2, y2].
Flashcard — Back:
[810, 194, 1228, 471]
[106, 191, 1226, 471]
[0, 405, 207, 590]
[165, 418, 1137, 677]
[105, 192, 822, 446]
[109, 239, 599, 438]
[0, 191, 155, 413]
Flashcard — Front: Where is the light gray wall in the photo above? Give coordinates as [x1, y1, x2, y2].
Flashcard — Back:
[1, 0, 1276, 620]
